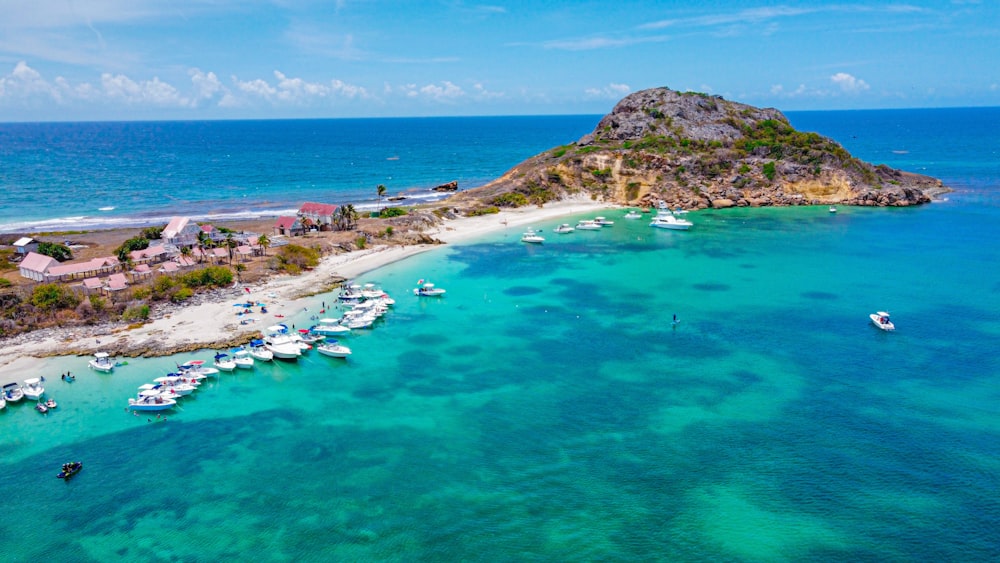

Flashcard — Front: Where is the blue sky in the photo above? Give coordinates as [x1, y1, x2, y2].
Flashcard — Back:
[0, 1, 997, 121]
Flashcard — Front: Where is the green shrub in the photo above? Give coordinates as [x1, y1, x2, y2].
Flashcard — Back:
[355, 236, 367, 249]
[116, 237, 149, 262]
[122, 304, 150, 322]
[492, 192, 529, 208]
[31, 283, 80, 311]
[379, 207, 408, 218]
[763, 161, 776, 181]
[467, 206, 500, 217]
[275, 245, 320, 274]
[171, 287, 194, 303]
[88, 295, 107, 313]
[37, 242, 73, 262]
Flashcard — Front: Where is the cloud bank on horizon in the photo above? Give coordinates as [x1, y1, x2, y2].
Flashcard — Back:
[0, 0, 996, 121]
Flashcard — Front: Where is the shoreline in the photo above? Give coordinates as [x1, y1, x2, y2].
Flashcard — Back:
[0, 197, 610, 379]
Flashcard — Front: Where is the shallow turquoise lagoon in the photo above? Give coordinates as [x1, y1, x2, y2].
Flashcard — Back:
[2, 203, 998, 561]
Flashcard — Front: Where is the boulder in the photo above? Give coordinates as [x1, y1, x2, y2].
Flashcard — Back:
[432, 181, 458, 192]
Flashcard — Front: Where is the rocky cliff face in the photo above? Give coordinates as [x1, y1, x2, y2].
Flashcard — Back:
[451, 87, 946, 211]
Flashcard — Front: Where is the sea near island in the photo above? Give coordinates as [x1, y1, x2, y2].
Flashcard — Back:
[1, 109, 998, 561]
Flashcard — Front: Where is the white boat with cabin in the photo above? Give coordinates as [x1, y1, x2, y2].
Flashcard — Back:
[179, 360, 219, 377]
[317, 340, 352, 358]
[247, 339, 273, 361]
[414, 282, 446, 297]
[89, 352, 115, 373]
[575, 220, 602, 230]
[263, 325, 302, 359]
[232, 348, 255, 369]
[650, 212, 693, 230]
[624, 210, 642, 219]
[22, 377, 44, 400]
[870, 311, 895, 331]
[553, 223, 575, 234]
[310, 318, 351, 336]
[213, 352, 237, 371]
[128, 392, 177, 411]
[594, 216, 614, 226]
[521, 229, 545, 244]
[3, 382, 24, 403]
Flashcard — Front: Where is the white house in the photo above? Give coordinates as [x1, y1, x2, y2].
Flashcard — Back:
[18, 252, 58, 281]
[13, 237, 38, 256]
[161, 216, 202, 247]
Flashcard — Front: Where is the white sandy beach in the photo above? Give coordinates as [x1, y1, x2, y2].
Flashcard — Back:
[0, 198, 610, 379]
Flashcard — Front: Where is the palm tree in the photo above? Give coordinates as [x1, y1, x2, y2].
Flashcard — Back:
[224, 232, 236, 265]
[334, 204, 359, 231]
[256, 233, 270, 258]
[196, 231, 212, 263]
[376, 184, 386, 214]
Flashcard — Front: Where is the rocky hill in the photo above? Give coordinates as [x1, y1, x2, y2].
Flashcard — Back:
[449, 87, 946, 211]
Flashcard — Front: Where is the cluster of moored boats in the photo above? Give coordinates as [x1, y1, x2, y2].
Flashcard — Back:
[127, 360, 221, 411]
[521, 208, 695, 244]
[2, 377, 59, 414]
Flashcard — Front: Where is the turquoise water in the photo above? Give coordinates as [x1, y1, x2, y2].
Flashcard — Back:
[2, 203, 998, 561]
[2, 109, 999, 560]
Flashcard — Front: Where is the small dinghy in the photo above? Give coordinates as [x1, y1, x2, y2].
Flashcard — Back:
[57, 461, 83, 479]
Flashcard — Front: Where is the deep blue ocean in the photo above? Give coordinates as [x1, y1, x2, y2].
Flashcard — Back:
[0, 116, 602, 233]
[1, 109, 998, 561]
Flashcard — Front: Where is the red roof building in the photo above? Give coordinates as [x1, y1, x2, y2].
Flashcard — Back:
[274, 216, 303, 236]
[298, 202, 339, 230]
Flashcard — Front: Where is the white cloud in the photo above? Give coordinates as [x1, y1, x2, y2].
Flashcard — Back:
[584, 83, 631, 99]
[419, 81, 464, 101]
[0, 61, 58, 100]
[770, 83, 811, 98]
[100, 72, 190, 106]
[189, 68, 225, 102]
[830, 72, 870, 93]
[230, 71, 368, 105]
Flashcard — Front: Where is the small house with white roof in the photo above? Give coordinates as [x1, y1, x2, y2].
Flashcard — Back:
[13, 237, 38, 256]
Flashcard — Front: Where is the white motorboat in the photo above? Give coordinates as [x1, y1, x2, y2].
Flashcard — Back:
[0, 394, 5, 410]
[311, 318, 351, 336]
[147, 379, 196, 397]
[624, 210, 642, 219]
[575, 220, 602, 230]
[89, 352, 115, 373]
[179, 360, 220, 377]
[247, 339, 273, 361]
[316, 340, 352, 358]
[154, 375, 201, 389]
[337, 284, 365, 303]
[128, 392, 177, 411]
[22, 377, 45, 400]
[213, 352, 237, 372]
[870, 311, 895, 331]
[650, 213, 693, 230]
[673, 208, 689, 215]
[3, 382, 24, 403]
[521, 229, 545, 244]
[232, 348, 255, 369]
[263, 325, 302, 360]
[594, 216, 614, 226]
[414, 282, 446, 297]
[297, 330, 325, 345]
[829, 206, 838, 213]
[553, 223, 575, 234]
